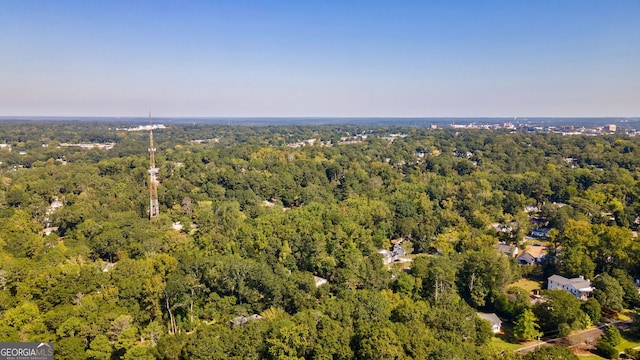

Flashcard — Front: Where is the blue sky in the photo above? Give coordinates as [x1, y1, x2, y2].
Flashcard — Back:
[1, 0, 639, 117]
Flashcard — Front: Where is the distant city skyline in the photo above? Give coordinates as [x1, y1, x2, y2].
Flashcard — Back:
[1, 1, 639, 117]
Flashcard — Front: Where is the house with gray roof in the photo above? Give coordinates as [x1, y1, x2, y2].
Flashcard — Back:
[477, 313, 502, 333]
[495, 242, 518, 258]
[531, 227, 551, 238]
[231, 314, 263, 327]
[517, 246, 548, 265]
[547, 275, 594, 301]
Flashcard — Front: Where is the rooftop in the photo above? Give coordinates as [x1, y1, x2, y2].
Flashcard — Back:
[521, 245, 547, 259]
[548, 275, 593, 291]
[477, 313, 502, 326]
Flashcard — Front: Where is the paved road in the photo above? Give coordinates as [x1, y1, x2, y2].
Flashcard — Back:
[514, 320, 628, 354]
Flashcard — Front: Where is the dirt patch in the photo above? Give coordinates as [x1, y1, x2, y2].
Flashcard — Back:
[569, 342, 597, 356]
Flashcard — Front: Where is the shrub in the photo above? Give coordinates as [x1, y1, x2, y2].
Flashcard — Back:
[596, 341, 619, 359]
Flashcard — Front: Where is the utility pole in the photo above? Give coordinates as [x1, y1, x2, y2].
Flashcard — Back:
[148, 113, 160, 219]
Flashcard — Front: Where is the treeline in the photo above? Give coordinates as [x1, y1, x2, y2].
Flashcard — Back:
[1, 123, 639, 359]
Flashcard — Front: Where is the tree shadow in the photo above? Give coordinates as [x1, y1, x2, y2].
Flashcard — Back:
[496, 323, 518, 343]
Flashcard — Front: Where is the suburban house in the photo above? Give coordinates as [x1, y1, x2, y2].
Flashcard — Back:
[490, 222, 514, 234]
[530, 218, 549, 227]
[231, 314, 263, 327]
[547, 275, 594, 301]
[40, 226, 59, 236]
[531, 227, 551, 238]
[517, 252, 537, 266]
[517, 246, 548, 265]
[313, 276, 328, 288]
[477, 313, 502, 333]
[379, 243, 408, 265]
[495, 242, 518, 258]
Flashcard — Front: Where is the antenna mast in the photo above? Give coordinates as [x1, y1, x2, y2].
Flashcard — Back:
[148, 113, 160, 219]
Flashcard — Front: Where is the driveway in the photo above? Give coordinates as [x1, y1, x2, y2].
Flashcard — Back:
[514, 320, 629, 354]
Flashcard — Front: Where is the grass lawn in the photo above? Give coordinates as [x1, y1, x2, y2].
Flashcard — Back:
[616, 331, 640, 352]
[615, 311, 633, 322]
[490, 336, 524, 352]
[508, 279, 542, 292]
[576, 355, 606, 359]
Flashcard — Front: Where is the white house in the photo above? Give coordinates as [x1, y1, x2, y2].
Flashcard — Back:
[313, 276, 328, 288]
[477, 313, 502, 333]
[547, 275, 594, 301]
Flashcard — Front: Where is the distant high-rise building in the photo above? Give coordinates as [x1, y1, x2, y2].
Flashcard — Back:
[148, 114, 160, 219]
[604, 124, 617, 132]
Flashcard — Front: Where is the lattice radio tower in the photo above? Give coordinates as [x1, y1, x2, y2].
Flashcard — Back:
[148, 113, 160, 219]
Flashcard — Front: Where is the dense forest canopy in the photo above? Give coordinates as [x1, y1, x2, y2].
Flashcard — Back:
[1, 122, 640, 359]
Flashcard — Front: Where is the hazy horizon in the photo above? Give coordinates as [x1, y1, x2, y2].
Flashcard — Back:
[1, 116, 637, 128]
[2, 1, 639, 117]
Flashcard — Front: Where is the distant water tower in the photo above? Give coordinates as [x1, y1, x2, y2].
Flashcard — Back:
[148, 113, 160, 219]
